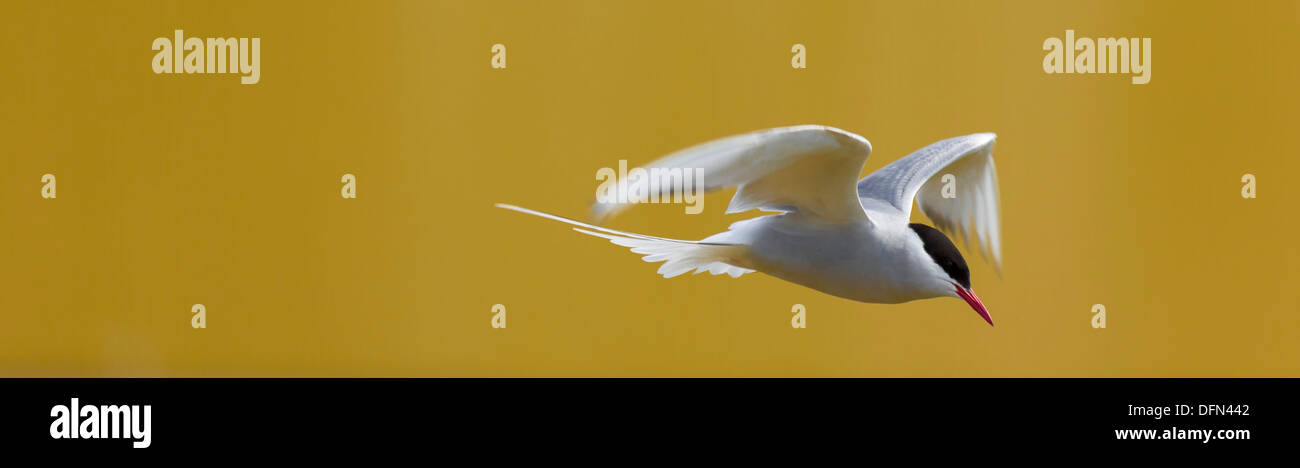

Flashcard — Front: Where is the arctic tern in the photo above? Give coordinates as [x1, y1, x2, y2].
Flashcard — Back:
[497, 125, 1001, 326]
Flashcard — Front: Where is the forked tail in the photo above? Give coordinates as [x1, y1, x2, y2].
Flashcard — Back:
[494, 203, 754, 278]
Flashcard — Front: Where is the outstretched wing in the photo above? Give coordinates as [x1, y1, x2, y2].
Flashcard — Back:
[592, 125, 874, 223]
[856, 133, 1001, 266]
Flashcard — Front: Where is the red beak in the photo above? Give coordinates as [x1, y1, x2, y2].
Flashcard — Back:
[955, 285, 993, 327]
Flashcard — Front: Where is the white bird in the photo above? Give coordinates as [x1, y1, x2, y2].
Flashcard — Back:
[496, 125, 1001, 326]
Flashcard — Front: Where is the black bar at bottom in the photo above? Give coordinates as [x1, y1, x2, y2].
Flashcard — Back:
[2, 378, 1290, 452]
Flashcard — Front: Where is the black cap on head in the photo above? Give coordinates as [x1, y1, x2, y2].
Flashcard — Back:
[908, 223, 970, 290]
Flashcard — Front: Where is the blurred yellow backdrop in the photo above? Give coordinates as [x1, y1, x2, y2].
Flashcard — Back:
[1, 0, 1296, 376]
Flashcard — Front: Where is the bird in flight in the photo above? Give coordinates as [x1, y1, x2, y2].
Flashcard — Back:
[497, 125, 1001, 326]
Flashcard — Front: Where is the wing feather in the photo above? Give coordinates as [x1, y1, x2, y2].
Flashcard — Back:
[857, 133, 1001, 266]
[592, 125, 874, 223]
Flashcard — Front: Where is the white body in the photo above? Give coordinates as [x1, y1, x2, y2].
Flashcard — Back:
[704, 214, 945, 303]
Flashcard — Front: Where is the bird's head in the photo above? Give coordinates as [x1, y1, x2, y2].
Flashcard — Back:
[907, 223, 993, 327]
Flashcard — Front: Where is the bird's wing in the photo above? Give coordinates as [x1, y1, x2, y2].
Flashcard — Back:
[856, 133, 1001, 266]
[591, 125, 874, 223]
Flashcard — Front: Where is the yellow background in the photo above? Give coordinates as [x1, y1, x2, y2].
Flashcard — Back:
[1, 1, 1296, 376]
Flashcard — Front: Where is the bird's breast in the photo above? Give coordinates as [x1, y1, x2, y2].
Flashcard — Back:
[741, 218, 931, 304]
